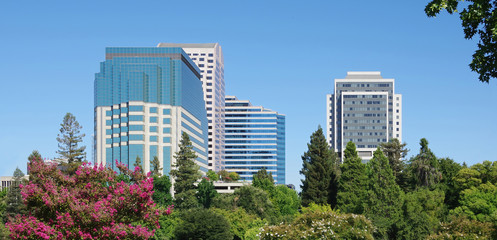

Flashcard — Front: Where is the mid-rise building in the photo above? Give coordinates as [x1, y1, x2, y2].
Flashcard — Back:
[326, 72, 402, 162]
[224, 96, 285, 184]
[94, 47, 209, 175]
[157, 43, 225, 172]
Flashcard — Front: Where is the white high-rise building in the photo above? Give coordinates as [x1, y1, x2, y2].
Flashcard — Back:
[157, 43, 225, 171]
[326, 72, 402, 162]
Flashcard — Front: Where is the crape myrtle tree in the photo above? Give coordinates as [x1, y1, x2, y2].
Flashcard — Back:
[300, 126, 339, 207]
[337, 141, 368, 214]
[425, 0, 497, 83]
[56, 113, 86, 163]
[6, 156, 168, 239]
[170, 132, 201, 209]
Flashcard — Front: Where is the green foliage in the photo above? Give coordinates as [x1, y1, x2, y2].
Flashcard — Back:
[206, 170, 219, 181]
[471, 160, 497, 184]
[218, 170, 239, 182]
[454, 168, 482, 191]
[300, 126, 339, 207]
[337, 141, 368, 214]
[438, 157, 463, 209]
[153, 175, 173, 207]
[212, 208, 266, 240]
[398, 188, 445, 239]
[380, 138, 409, 186]
[170, 132, 201, 209]
[260, 204, 375, 240]
[152, 211, 180, 240]
[364, 148, 404, 239]
[234, 185, 276, 220]
[409, 138, 441, 188]
[252, 168, 275, 192]
[425, 0, 497, 83]
[452, 182, 497, 222]
[28, 150, 42, 161]
[4, 168, 27, 221]
[211, 193, 236, 210]
[229, 172, 240, 181]
[174, 208, 232, 240]
[196, 178, 218, 208]
[56, 112, 86, 163]
[270, 185, 300, 217]
[151, 156, 162, 177]
[0, 189, 7, 223]
[134, 155, 143, 173]
[0, 221, 9, 240]
[427, 216, 495, 240]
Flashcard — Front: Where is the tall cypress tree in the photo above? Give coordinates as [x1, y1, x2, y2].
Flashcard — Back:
[170, 132, 201, 209]
[300, 126, 338, 207]
[56, 113, 86, 163]
[365, 148, 404, 239]
[337, 141, 368, 214]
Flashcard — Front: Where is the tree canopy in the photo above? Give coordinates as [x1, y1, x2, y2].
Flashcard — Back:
[56, 113, 86, 163]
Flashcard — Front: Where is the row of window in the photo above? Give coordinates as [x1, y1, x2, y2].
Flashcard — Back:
[107, 135, 171, 143]
[106, 108, 171, 116]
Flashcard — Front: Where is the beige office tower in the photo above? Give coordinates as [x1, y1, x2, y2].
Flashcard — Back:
[157, 43, 225, 171]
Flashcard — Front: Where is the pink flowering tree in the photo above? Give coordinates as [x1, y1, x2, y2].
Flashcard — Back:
[6, 157, 172, 239]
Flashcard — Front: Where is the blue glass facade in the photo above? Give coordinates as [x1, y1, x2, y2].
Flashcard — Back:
[224, 96, 286, 184]
[94, 47, 209, 174]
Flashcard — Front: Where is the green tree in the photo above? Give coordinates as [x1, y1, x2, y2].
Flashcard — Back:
[56, 112, 86, 163]
[300, 126, 339, 207]
[153, 175, 173, 207]
[151, 156, 162, 177]
[454, 167, 482, 191]
[438, 157, 463, 209]
[28, 150, 42, 161]
[452, 182, 497, 222]
[409, 138, 441, 188]
[425, 0, 497, 83]
[270, 185, 301, 217]
[4, 168, 27, 221]
[212, 208, 266, 240]
[170, 132, 201, 209]
[197, 178, 218, 208]
[364, 148, 404, 239]
[174, 208, 232, 240]
[229, 172, 240, 181]
[133, 155, 142, 173]
[0, 188, 7, 223]
[211, 193, 236, 210]
[252, 168, 275, 192]
[234, 185, 276, 221]
[337, 141, 368, 214]
[152, 211, 180, 240]
[427, 216, 495, 240]
[471, 160, 497, 184]
[380, 138, 409, 185]
[206, 170, 219, 181]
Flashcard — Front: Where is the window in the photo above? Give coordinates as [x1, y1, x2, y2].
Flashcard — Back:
[150, 126, 158, 132]
[163, 109, 171, 115]
[163, 128, 171, 134]
[129, 125, 144, 131]
[106, 120, 112, 126]
[150, 107, 158, 113]
[206, 76, 212, 80]
[106, 111, 112, 116]
[208, 60, 213, 63]
[163, 118, 171, 124]
[129, 115, 144, 121]
[163, 137, 171, 143]
[207, 70, 212, 73]
[150, 117, 158, 123]
[199, 64, 204, 67]
[106, 129, 112, 135]
[396, 122, 399, 125]
[129, 106, 144, 112]
[199, 58, 204, 61]
[150, 136, 158, 142]
[208, 53, 213, 57]
[129, 134, 144, 141]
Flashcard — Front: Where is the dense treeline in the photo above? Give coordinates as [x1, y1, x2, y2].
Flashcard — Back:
[1, 125, 496, 239]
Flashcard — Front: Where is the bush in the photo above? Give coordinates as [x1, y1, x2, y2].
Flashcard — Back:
[174, 208, 232, 240]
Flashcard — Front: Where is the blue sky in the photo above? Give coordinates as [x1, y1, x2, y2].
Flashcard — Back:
[1, 1, 496, 189]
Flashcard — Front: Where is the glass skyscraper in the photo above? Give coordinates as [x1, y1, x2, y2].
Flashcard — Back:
[94, 47, 209, 175]
[224, 96, 285, 184]
[326, 71, 402, 162]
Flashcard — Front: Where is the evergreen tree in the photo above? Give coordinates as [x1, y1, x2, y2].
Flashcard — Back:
[4, 168, 26, 221]
[438, 157, 462, 210]
[151, 156, 162, 177]
[153, 175, 173, 207]
[56, 113, 86, 163]
[337, 141, 368, 214]
[133, 155, 142, 173]
[28, 150, 42, 161]
[364, 148, 404, 239]
[380, 138, 408, 183]
[410, 138, 441, 188]
[300, 126, 338, 207]
[253, 168, 275, 192]
[197, 178, 218, 208]
[170, 132, 201, 209]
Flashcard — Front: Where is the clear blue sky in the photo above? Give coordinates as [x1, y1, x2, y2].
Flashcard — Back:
[1, 1, 496, 189]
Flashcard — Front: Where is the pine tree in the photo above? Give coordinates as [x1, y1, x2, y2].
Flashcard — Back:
[28, 150, 42, 161]
[365, 148, 404, 239]
[56, 113, 86, 163]
[380, 139, 408, 180]
[4, 168, 26, 221]
[151, 156, 162, 177]
[133, 156, 142, 173]
[300, 126, 338, 207]
[170, 132, 201, 209]
[337, 141, 368, 214]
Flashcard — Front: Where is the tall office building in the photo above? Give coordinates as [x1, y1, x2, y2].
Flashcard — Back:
[326, 72, 402, 162]
[157, 43, 225, 171]
[94, 47, 209, 175]
[225, 96, 285, 184]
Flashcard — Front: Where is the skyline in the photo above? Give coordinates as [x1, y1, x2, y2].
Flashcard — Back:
[1, 1, 496, 190]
